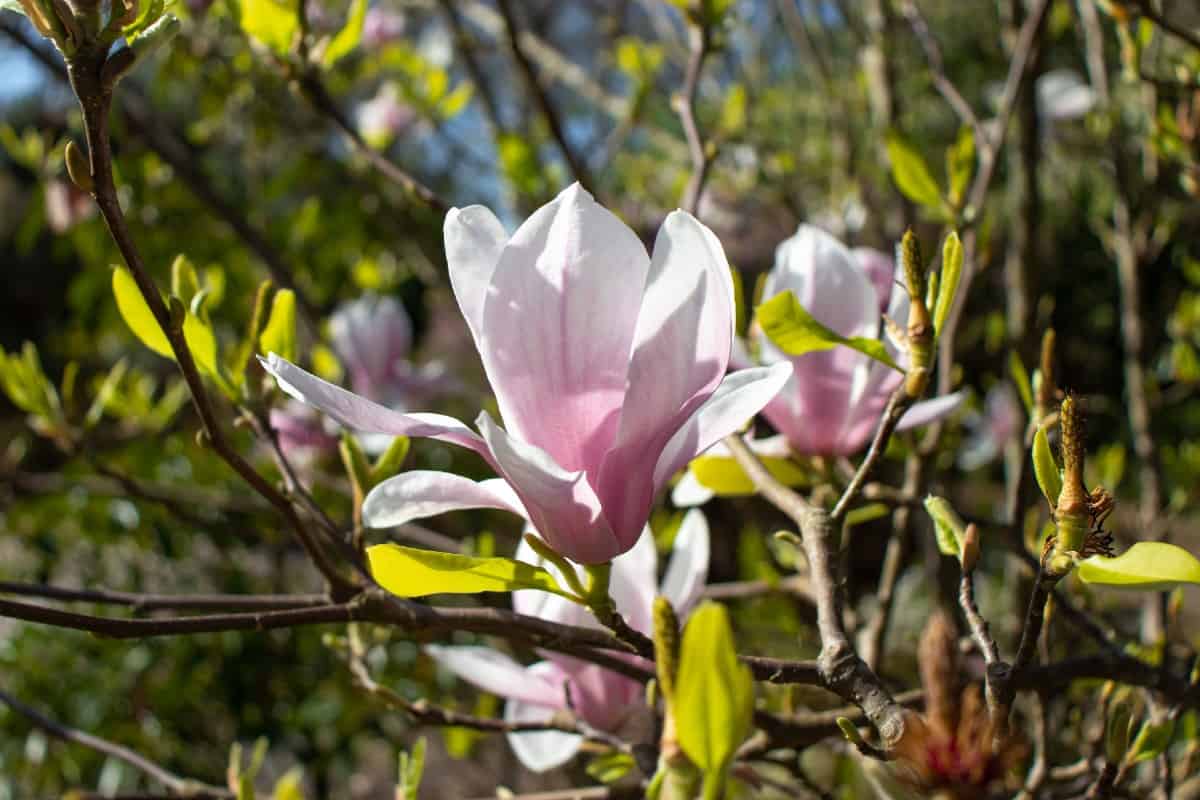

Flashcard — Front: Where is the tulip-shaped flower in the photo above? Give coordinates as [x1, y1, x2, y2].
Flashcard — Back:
[428, 511, 710, 772]
[262, 184, 791, 563]
[744, 224, 961, 456]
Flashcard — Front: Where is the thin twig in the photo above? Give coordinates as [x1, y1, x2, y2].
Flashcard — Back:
[831, 389, 910, 523]
[494, 0, 596, 194]
[0, 582, 328, 612]
[0, 689, 232, 798]
[676, 19, 714, 215]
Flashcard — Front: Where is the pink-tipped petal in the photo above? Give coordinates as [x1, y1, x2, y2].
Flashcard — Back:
[362, 472, 525, 529]
[444, 205, 508, 345]
[426, 645, 567, 708]
[260, 354, 492, 461]
[895, 391, 966, 431]
[476, 411, 620, 565]
[652, 362, 793, 492]
[504, 662, 583, 772]
[478, 183, 649, 473]
[660, 509, 710, 618]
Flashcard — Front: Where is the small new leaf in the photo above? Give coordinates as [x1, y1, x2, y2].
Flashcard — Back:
[757, 290, 901, 372]
[934, 231, 963, 337]
[1032, 426, 1063, 507]
[924, 495, 967, 558]
[886, 131, 945, 211]
[112, 267, 220, 378]
[675, 603, 754, 789]
[1077, 542, 1200, 591]
[240, 0, 298, 54]
[366, 544, 578, 599]
[259, 289, 297, 363]
[323, 0, 366, 66]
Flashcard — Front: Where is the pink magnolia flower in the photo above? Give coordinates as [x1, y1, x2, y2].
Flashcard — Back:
[361, 6, 405, 49]
[427, 511, 710, 772]
[269, 294, 451, 459]
[44, 179, 94, 233]
[261, 184, 791, 563]
[746, 225, 962, 456]
[356, 85, 416, 149]
[958, 385, 1021, 470]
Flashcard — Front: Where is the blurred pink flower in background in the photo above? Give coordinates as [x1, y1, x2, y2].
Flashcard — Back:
[361, 6, 405, 49]
[263, 184, 791, 563]
[269, 294, 452, 459]
[356, 85, 416, 149]
[427, 510, 710, 772]
[958, 385, 1022, 470]
[742, 225, 962, 456]
[44, 179, 94, 233]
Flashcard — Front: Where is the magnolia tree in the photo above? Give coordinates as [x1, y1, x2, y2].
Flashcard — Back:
[2, 0, 1200, 798]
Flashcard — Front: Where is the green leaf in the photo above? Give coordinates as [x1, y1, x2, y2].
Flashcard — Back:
[675, 603, 754, 785]
[240, 0, 298, 54]
[1009, 351, 1034, 413]
[885, 131, 944, 211]
[587, 751, 636, 784]
[369, 436, 411, 486]
[271, 767, 305, 800]
[934, 232, 963, 337]
[366, 544, 578, 599]
[845, 503, 890, 528]
[1127, 717, 1176, 763]
[757, 290, 901, 372]
[397, 737, 426, 800]
[259, 288, 296, 363]
[946, 125, 976, 208]
[323, 0, 366, 66]
[923, 495, 966, 557]
[1077, 542, 1200, 591]
[112, 267, 220, 378]
[689, 454, 808, 496]
[1031, 426, 1062, 507]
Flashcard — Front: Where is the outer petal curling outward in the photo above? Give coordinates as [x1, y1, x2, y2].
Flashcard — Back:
[362, 472, 525, 529]
[425, 645, 567, 708]
[503, 662, 584, 772]
[476, 411, 619, 565]
[444, 205, 509, 345]
[260, 354, 494, 463]
[478, 184, 650, 473]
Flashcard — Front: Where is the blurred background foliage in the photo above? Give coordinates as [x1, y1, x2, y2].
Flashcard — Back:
[0, 0, 1199, 796]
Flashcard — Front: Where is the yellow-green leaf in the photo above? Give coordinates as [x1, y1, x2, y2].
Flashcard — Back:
[946, 124, 975, 208]
[240, 0, 297, 54]
[271, 767, 305, 800]
[675, 603, 754, 782]
[923, 495, 966, 558]
[1032, 426, 1062, 507]
[259, 289, 296, 363]
[1077, 542, 1200, 591]
[934, 231, 962, 337]
[1128, 717, 1176, 763]
[323, 0, 366, 66]
[757, 290, 901, 372]
[366, 544, 576, 598]
[112, 267, 219, 377]
[1009, 351, 1034, 413]
[690, 454, 808, 496]
[885, 131, 944, 211]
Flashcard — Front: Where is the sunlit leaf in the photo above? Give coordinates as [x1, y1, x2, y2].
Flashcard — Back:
[1009, 351, 1034, 413]
[886, 131, 944, 211]
[924, 495, 966, 557]
[675, 603, 754, 789]
[259, 289, 296, 363]
[1031, 426, 1062, 507]
[1127, 717, 1175, 763]
[946, 124, 975, 207]
[1077, 542, 1200, 591]
[689, 454, 808, 496]
[240, 0, 298, 54]
[757, 290, 901, 372]
[934, 232, 962, 337]
[323, 0, 366, 66]
[112, 267, 219, 377]
[366, 544, 577, 599]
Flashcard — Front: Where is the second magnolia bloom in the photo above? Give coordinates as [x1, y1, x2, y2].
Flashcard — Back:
[263, 184, 790, 563]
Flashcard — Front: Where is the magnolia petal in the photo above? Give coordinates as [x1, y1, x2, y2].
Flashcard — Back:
[426, 645, 566, 708]
[617, 211, 734, 459]
[852, 246, 896, 313]
[259, 354, 495, 464]
[476, 411, 620, 565]
[671, 471, 715, 509]
[652, 362, 794, 492]
[512, 535, 594, 628]
[478, 183, 649, 473]
[895, 391, 966, 432]
[362, 472, 525, 529]
[329, 295, 413, 399]
[767, 225, 878, 339]
[504, 662, 582, 773]
[444, 204, 508, 344]
[660, 509, 710, 618]
[607, 527, 658, 635]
